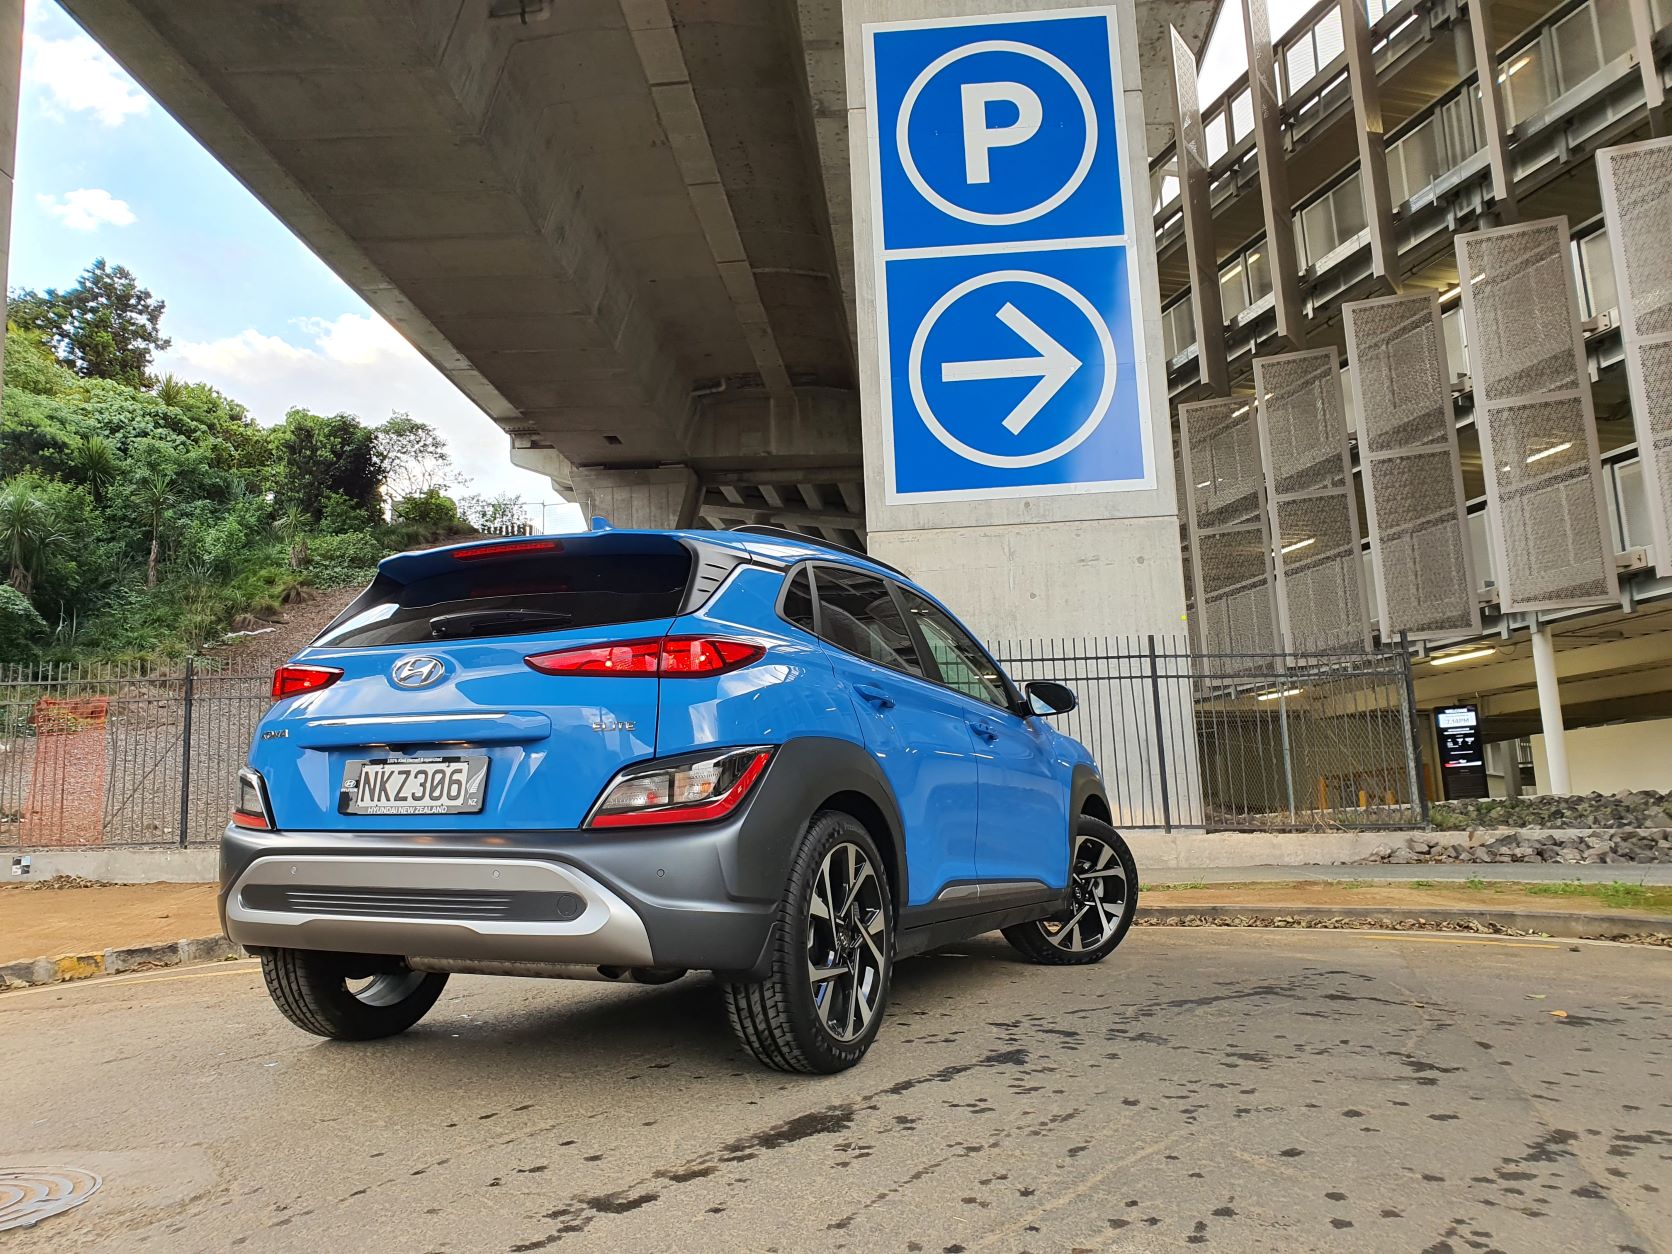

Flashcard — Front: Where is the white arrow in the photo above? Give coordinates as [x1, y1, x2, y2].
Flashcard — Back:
[940, 302, 1082, 435]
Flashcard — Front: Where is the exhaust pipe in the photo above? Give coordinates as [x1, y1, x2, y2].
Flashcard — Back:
[407, 957, 687, 985]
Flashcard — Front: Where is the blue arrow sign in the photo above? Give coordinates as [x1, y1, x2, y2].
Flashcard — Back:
[864, 8, 1156, 502]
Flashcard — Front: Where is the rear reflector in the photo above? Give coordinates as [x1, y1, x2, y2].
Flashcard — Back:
[453, 539, 562, 561]
[525, 637, 764, 677]
[271, 664, 343, 700]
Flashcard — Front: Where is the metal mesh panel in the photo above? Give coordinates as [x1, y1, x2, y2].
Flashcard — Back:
[1180, 398, 1279, 655]
[1253, 349, 1371, 651]
[1345, 292, 1479, 637]
[1461, 224, 1583, 403]
[1457, 217, 1619, 610]
[1599, 138, 1672, 574]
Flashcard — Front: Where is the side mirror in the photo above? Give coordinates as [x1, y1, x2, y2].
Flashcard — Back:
[1025, 680, 1077, 717]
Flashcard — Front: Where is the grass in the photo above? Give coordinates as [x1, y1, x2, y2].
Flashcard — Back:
[1523, 881, 1670, 913]
[1137, 878, 1672, 915]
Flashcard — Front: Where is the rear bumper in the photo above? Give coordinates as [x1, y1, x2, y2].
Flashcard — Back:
[218, 821, 778, 975]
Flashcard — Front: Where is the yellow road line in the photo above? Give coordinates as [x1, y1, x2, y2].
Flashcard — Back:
[0, 960, 261, 1004]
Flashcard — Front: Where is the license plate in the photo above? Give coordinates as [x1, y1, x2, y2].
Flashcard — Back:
[341, 757, 489, 815]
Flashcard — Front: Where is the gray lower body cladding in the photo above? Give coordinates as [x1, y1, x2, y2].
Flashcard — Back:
[219, 737, 902, 976]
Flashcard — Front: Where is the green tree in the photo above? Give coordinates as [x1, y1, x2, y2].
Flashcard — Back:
[275, 505, 309, 572]
[376, 412, 453, 504]
[0, 584, 47, 661]
[11, 259, 171, 386]
[133, 467, 176, 588]
[271, 408, 385, 522]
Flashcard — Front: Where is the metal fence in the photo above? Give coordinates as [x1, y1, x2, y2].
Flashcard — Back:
[1, 659, 270, 851]
[996, 636, 1425, 832]
[1, 637, 1425, 851]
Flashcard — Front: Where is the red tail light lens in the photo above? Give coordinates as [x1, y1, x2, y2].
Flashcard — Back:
[453, 539, 562, 561]
[525, 637, 764, 677]
[589, 747, 774, 827]
[231, 768, 272, 829]
[271, 664, 343, 700]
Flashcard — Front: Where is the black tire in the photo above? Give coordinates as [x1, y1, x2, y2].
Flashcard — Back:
[1003, 815, 1138, 965]
[723, 810, 894, 1074]
[260, 948, 448, 1041]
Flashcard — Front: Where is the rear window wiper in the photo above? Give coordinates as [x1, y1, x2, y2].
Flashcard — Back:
[427, 609, 575, 639]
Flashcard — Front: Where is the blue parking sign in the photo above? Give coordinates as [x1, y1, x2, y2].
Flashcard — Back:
[863, 8, 1156, 502]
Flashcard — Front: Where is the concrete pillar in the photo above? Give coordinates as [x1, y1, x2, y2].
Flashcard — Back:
[566, 466, 701, 532]
[1530, 626, 1569, 794]
[843, 0, 1196, 828]
[0, 0, 23, 387]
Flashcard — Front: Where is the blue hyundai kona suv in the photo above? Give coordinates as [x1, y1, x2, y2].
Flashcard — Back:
[221, 525, 1138, 1072]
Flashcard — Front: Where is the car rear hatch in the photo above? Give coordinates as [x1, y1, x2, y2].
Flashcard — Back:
[253, 534, 695, 832]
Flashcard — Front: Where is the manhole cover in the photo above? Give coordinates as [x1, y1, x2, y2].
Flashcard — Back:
[0, 1167, 102, 1232]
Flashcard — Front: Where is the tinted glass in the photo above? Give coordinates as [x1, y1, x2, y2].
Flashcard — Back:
[315, 548, 691, 647]
[901, 590, 1010, 708]
[781, 567, 816, 633]
[813, 567, 924, 677]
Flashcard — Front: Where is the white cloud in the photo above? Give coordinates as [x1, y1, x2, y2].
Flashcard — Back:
[159, 313, 564, 506]
[36, 187, 136, 231]
[25, 30, 149, 127]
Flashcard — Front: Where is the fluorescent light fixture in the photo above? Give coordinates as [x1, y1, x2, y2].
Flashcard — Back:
[1430, 646, 1496, 666]
[1497, 55, 1531, 82]
[1196, 481, 1212, 489]
[1438, 285, 1461, 303]
[1525, 441, 1572, 464]
[1256, 687, 1304, 701]
[1280, 536, 1316, 554]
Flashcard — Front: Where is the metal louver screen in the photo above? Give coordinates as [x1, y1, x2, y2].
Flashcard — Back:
[1456, 218, 1619, 610]
[1179, 397, 1278, 655]
[1252, 347, 1371, 651]
[1599, 138, 1672, 574]
[1344, 292, 1480, 638]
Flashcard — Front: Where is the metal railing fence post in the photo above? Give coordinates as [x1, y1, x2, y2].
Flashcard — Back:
[1146, 635, 1172, 832]
[178, 658, 195, 849]
[1397, 632, 1429, 827]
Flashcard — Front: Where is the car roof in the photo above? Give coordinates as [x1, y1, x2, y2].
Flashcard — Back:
[378, 527, 912, 587]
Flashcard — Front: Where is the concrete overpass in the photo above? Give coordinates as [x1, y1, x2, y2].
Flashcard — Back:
[45, 0, 1213, 553]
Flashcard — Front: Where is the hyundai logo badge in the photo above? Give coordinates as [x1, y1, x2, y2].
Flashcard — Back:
[391, 656, 446, 689]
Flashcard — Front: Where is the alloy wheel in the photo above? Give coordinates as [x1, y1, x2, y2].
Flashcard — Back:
[1042, 830, 1129, 952]
[806, 841, 888, 1042]
[346, 969, 427, 1007]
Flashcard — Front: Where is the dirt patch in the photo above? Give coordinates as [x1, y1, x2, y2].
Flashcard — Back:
[199, 584, 361, 669]
[1142, 880, 1671, 916]
[0, 880, 219, 963]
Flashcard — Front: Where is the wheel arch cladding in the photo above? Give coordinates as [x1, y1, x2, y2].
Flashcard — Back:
[732, 737, 909, 908]
[1071, 764, 1112, 824]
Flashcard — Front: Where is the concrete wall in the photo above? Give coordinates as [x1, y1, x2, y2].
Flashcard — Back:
[1531, 718, 1672, 795]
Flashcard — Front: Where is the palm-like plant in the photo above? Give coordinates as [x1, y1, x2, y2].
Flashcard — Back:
[275, 505, 309, 571]
[70, 434, 119, 505]
[133, 468, 176, 588]
[0, 479, 60, 599]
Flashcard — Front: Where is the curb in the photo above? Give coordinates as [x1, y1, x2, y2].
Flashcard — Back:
[1137, 903, 1672, 942]
[0, 936, 248, 991]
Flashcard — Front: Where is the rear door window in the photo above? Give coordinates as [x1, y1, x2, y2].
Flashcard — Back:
[811, 566, 925, 677]
[315, 544, 692, 647]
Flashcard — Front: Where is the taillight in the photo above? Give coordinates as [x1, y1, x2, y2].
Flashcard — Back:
[271, 664, 343, 700]
[588, 747, 774, 828]
[453, 539, 562, 561]
[232, 767, 272, 830]
[525, 637, 764, 677]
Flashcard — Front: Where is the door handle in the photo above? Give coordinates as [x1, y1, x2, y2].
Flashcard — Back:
[854, 683, 894, 709]
[971, 720, 999, 742]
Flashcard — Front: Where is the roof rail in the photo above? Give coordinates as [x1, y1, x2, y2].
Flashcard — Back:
[727, 524, 908, 579]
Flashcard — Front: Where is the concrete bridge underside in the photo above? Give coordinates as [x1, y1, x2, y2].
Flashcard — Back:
[56, 0, 1213, 542]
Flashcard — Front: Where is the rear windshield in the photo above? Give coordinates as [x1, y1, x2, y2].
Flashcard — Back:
[314, 542, 692, 647]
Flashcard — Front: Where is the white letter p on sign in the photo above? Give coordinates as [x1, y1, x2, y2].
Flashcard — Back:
[960, 81, 1042, 185]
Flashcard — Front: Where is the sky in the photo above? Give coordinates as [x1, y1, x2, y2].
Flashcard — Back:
[11, 0, 568, 515]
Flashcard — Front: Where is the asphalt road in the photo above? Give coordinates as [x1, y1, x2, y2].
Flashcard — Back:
[1, 928, 1667, 1253]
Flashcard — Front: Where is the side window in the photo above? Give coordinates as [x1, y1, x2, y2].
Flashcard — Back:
[781, 566, 816, 633]
[900, 590, 1011, 709]
[812, 566, 925, 677]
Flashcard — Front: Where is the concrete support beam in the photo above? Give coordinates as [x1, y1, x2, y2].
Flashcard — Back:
[1465, 0, 1520, 222]
[1339, 0, 1400, 292]
[622, 0, 793, 397]
[1169, 25, 1228, 393]
[1628, 0, 1666, 137]
[0, 0, 18, 387]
